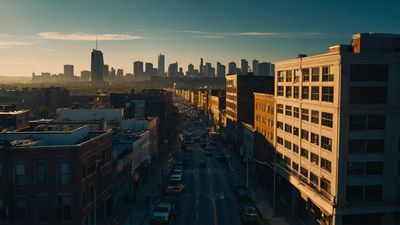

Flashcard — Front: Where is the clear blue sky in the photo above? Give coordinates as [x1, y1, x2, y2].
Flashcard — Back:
[0, 0, 399, 76]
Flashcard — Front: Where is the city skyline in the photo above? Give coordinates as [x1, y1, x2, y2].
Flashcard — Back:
[0, 0, 399, 77]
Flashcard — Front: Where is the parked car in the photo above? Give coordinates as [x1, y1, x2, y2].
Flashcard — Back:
[169, 174, 182, 182]
[151, 203, 173, 224]
[165, 183, 185, 194]
[239, 204, 259, 224]
[160, 194, 179, 210]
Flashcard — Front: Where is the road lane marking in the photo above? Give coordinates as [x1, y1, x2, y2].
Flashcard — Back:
[212, 198, 218, 225]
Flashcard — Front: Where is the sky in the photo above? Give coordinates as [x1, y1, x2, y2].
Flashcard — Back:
[0, 0, 399, 77]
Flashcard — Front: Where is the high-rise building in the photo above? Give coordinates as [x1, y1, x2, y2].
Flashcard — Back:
[103, 64, 109, 79]
[145, 63, 154, 76]
[273, 33, 400, 225]
[117, 69, 124, 77]
[257, 62, 274, 76]
[91, 49, 104, 82]
[80, 70, 91, 81]
[158, 53, 165, 76]
[134, 61, 144, 77]
[178, 67, 184, 77]
[252, 59, 259, 75]
[228, 62, 237, 74]
[187, 64, 195, 77]
[204, 62, 212, 77]
[217, 62, 226, 78]
[110, 67, 116, 79]
[168, 62, 178, 77]
[64, 64, 74, 77]
[200, 58, 204, 76]
[241, 59, 249, 75]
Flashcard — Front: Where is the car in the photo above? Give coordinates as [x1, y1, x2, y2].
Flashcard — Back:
[165, 183, 185, 194]
[239, 204, 259, 224]
[171, 169, 182, 176]
[198, 160, 206, 168]
[169, 174, 182, 182]
[160, 194, 179, 210]
[151, 203, 173, 224]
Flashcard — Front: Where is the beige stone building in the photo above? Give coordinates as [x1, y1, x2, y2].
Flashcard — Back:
[273, 33, 400, 225]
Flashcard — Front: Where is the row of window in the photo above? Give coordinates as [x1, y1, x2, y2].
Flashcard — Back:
[0, 194, 71, 223]
[348, 139, 384, 153]
[12, 161, 70, 188]
[277, 123, 333, 151]
[277, 86, 334, 103]
[349, 114, 385, 130]
[277, 66, 334, 83]
[277, 105, 333, 128]
[348, 161, 384, 176]
[255, 102, 273, 113]
[347, 185, 383, 203]
[277, 137, 332, 173]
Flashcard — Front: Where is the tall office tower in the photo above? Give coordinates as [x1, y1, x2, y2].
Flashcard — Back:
[158, 53, 165, 76]
[134, 61, 144, 77]
[110, 67, 116, 79]
[257, 62, 274, 76]
[217, 62, 226, 78]
[241, 59, 249, 75]
[228, 62, 237, 74]
[187, 64, 195, 77]
[252, 59, 259, 75]
[204, 62, 212, 77]
[80, 70, 91, 81]
[168, 62, 178, 77]
[178, 67, 184, 77]
[200, 58, 204, 76]
[64, 64, 74, 77]
[103, 64, 109, 79]
[116, 69, 124, 77]
[145, 63, 154, 76]
[273, 33, 400, 225]
[91, 49, 104, 82]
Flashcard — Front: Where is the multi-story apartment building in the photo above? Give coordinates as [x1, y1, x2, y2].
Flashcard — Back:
[0, 124, 113, 225]
[273, 33, 400, 225]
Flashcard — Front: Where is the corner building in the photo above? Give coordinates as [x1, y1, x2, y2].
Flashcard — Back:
[273, 33, 400, 225]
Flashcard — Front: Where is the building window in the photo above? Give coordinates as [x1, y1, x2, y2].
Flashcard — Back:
[293, 86, 300, 98]
[286, 70, 292, 82]
[311, 86, 319, 100]
[277, 121, 283, 130]
[311, 110, 319, 124]
[294, 69, 300, 82]
[320, 178, 331, 194]
[15, 198, 27, 223]
[311, 153, 319, 165]
[284, 124, 292, 134]
[321, 136, 332, 151]
[14, 162, 25, 187]
[301, 129, 309, 141]
[277, 71, 284, 82]
[366, 139, 384, 153]
[285, 105, 292, 116]
[292, 162, 299, 172]
[321, 158, 332, 172]
[310, 172, 319, 186]
[347, 185, 363, 203]
[365, 161, 384, 175]
[350, 64, 388, 82]
[300, 148, 309, 159]
[56, 194, 72, 222]
[293, 127, 299, 136]
[302, 68, 309, 82]
[321, 112, 333, 128]
[350, 87, 387, 104]
[277, 104, 283, 114]
[277, 136, 283, 145]
[302, 87, 309, 99]
[36, 161, 48, 187]
[293, 107, 299, 118]
[286, 86, 292, 98]
[348, 162, 364, 175]
[311, 133, 319, 145]
[277, 86, 284, 96]
[364, 185, 383, 202]
[293, 144, 299, 154]
[58, 161, 71, 186]
[301, 108, 309, 121]
[284, 140, 292, 150]
[367, 115, 385, 129]
[311, 67, 319, 82]
[36, 196, 49, 222]
[322, 87, 334, 102]
[322, 65, 334, 81]
[349, 114, 367, 130]
[348, 140, 365, 153]
[300, 167, 308, 178]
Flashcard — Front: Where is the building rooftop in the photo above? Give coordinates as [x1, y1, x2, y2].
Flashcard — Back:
[0, 110, 29, 115]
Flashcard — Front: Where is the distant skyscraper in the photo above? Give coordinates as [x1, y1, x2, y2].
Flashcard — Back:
[158, 53, 165, 76]
[80, 70, 91, 81]
[117, 69, 124, 77]
[241, 59, 249, 75]
[145, 63, 154, 76]
[110, 67, 116, 79]
[228, 62, 237, 74]
[252, 59, 259, 75]
[187, 64, 195, 77]
[134, 61, 144, 77]
[199, 58, 204, 76]
[217, 62, 226, 78]
[64, 64, 74, 77]
[257, 62, 274, 76]
[168, 62, 178, 77]
[103, 64, 109, 79]
[91, 49, 104, 82]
